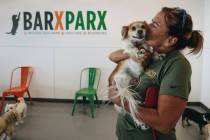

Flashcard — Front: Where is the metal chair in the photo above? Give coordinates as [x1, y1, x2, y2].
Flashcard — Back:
[0, 66, 33, 113]
[72, 67, 101, 118]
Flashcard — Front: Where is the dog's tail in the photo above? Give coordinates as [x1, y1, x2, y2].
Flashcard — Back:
[113, 79, 144, 126]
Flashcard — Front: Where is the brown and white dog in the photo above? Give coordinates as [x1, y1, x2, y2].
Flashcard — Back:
[109, 21, 152, 86]
[0, 98, 27, 139]
[108, 21, 165, 128]
[4, 97, 27, 125]
[0, 109, 19, 140]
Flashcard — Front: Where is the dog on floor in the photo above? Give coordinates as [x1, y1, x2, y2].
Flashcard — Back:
[0, 109, 19, 140]
[108, 21, 165, 128]
[182, 108, 210, 134]
[201, 124, 210, 140]
[4, 97, 27, 125]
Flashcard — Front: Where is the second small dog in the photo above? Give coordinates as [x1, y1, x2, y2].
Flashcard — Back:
[182, 108, 210, 133]
[0, 109, 19, 140]
[4, 97, 27, 125]
[201, 124, 210, 140]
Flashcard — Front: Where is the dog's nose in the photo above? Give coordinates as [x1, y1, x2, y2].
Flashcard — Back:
[137, 30, 143, 35]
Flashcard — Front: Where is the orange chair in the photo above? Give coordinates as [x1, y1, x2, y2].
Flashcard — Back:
[0, 66, 33, 113]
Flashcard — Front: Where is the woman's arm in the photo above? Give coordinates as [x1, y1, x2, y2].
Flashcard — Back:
[109, 90, 186, 134]
[109, 49, 129, 63]
[138, 95, 186, 133]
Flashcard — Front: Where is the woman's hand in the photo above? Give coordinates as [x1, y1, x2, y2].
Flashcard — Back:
[131, 51, 153, 67]
[109, 49, 129, 63]
[129, 78, 139, 85]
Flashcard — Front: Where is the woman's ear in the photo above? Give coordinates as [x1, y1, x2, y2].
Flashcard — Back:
[164, 36, 178, 47]
[121, 26, 129, 39]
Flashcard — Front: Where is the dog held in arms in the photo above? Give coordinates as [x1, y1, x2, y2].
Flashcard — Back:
[108, 21, 165, 129]
[0, 97, 27, 140]
[182, 108, 210, 140]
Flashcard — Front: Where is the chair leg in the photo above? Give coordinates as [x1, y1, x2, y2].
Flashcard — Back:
[0, 94, 6, 114]
[27, 90, 33, 104]
[72, 95, 78, 116]
[89, 96, 94, 118]
[95, 94, 100, 108]
[14, 95, 18, 102]
[83, 96, 86, 107]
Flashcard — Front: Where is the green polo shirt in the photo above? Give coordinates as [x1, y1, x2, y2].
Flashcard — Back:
[116, 50, 192, 140]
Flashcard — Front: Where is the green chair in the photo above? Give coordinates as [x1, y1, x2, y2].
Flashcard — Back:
[72, 67, 101, 118]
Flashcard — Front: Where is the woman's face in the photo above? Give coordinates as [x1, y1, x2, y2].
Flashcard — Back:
[146, 11, 172, 53]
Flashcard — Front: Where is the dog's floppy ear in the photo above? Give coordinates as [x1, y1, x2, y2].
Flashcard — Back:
[121, 26, 129, 39]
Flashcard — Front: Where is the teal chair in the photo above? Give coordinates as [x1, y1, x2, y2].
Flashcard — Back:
[72, 67, 101, 118]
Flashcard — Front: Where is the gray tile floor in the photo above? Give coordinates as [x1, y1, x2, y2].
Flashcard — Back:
[3, 102, 206, 140]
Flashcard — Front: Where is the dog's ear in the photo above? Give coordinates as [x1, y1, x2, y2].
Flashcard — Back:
[121, 26, 129, 39]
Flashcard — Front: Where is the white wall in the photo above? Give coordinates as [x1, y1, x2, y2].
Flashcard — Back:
[0, 0, 205, 101]
[201, 0, 210, 108]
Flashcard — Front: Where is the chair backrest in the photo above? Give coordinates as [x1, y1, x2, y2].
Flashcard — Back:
[80, 67, 101, 90]
[10, 66, 33, 88]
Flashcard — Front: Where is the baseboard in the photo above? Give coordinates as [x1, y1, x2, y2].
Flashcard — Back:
[1, 97, 111, 104]
[1, 97, 209, 112]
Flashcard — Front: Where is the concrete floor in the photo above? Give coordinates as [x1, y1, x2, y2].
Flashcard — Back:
[2, 101, 206, 140]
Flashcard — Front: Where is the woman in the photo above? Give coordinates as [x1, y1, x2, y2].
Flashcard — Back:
[108, 7, 203, 140]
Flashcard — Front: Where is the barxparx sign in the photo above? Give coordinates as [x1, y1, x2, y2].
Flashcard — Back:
[6, 10, 107, 35]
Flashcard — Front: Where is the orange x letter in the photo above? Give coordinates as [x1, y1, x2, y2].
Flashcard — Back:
[55, 11, 64, 30]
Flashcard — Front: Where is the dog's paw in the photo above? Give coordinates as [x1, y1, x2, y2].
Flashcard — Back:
[19, 120, 24, 124]
[114, 104, 122, 113]
[6, 135, 11, 140]
[140, 123, 150, 130]
[15, 122, 19, 126]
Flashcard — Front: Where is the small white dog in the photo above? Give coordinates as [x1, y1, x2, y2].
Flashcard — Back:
[4, 97, 27, 125]
[108, 21, 165, 128]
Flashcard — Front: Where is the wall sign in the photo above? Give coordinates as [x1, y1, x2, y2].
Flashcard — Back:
[6, 10, 107, 36]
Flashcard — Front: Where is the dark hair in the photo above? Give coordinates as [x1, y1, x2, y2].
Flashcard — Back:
[161, 7, 203, 54]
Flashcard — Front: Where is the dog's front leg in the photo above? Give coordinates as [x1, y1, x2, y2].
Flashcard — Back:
[6, 136, 11, 140]
[5, 126, 14, 140]
[0, 133, 7, 140]
[181, 117, 189, 128]
[5, 133, 11, 140]
[186, 118, 191, 126]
